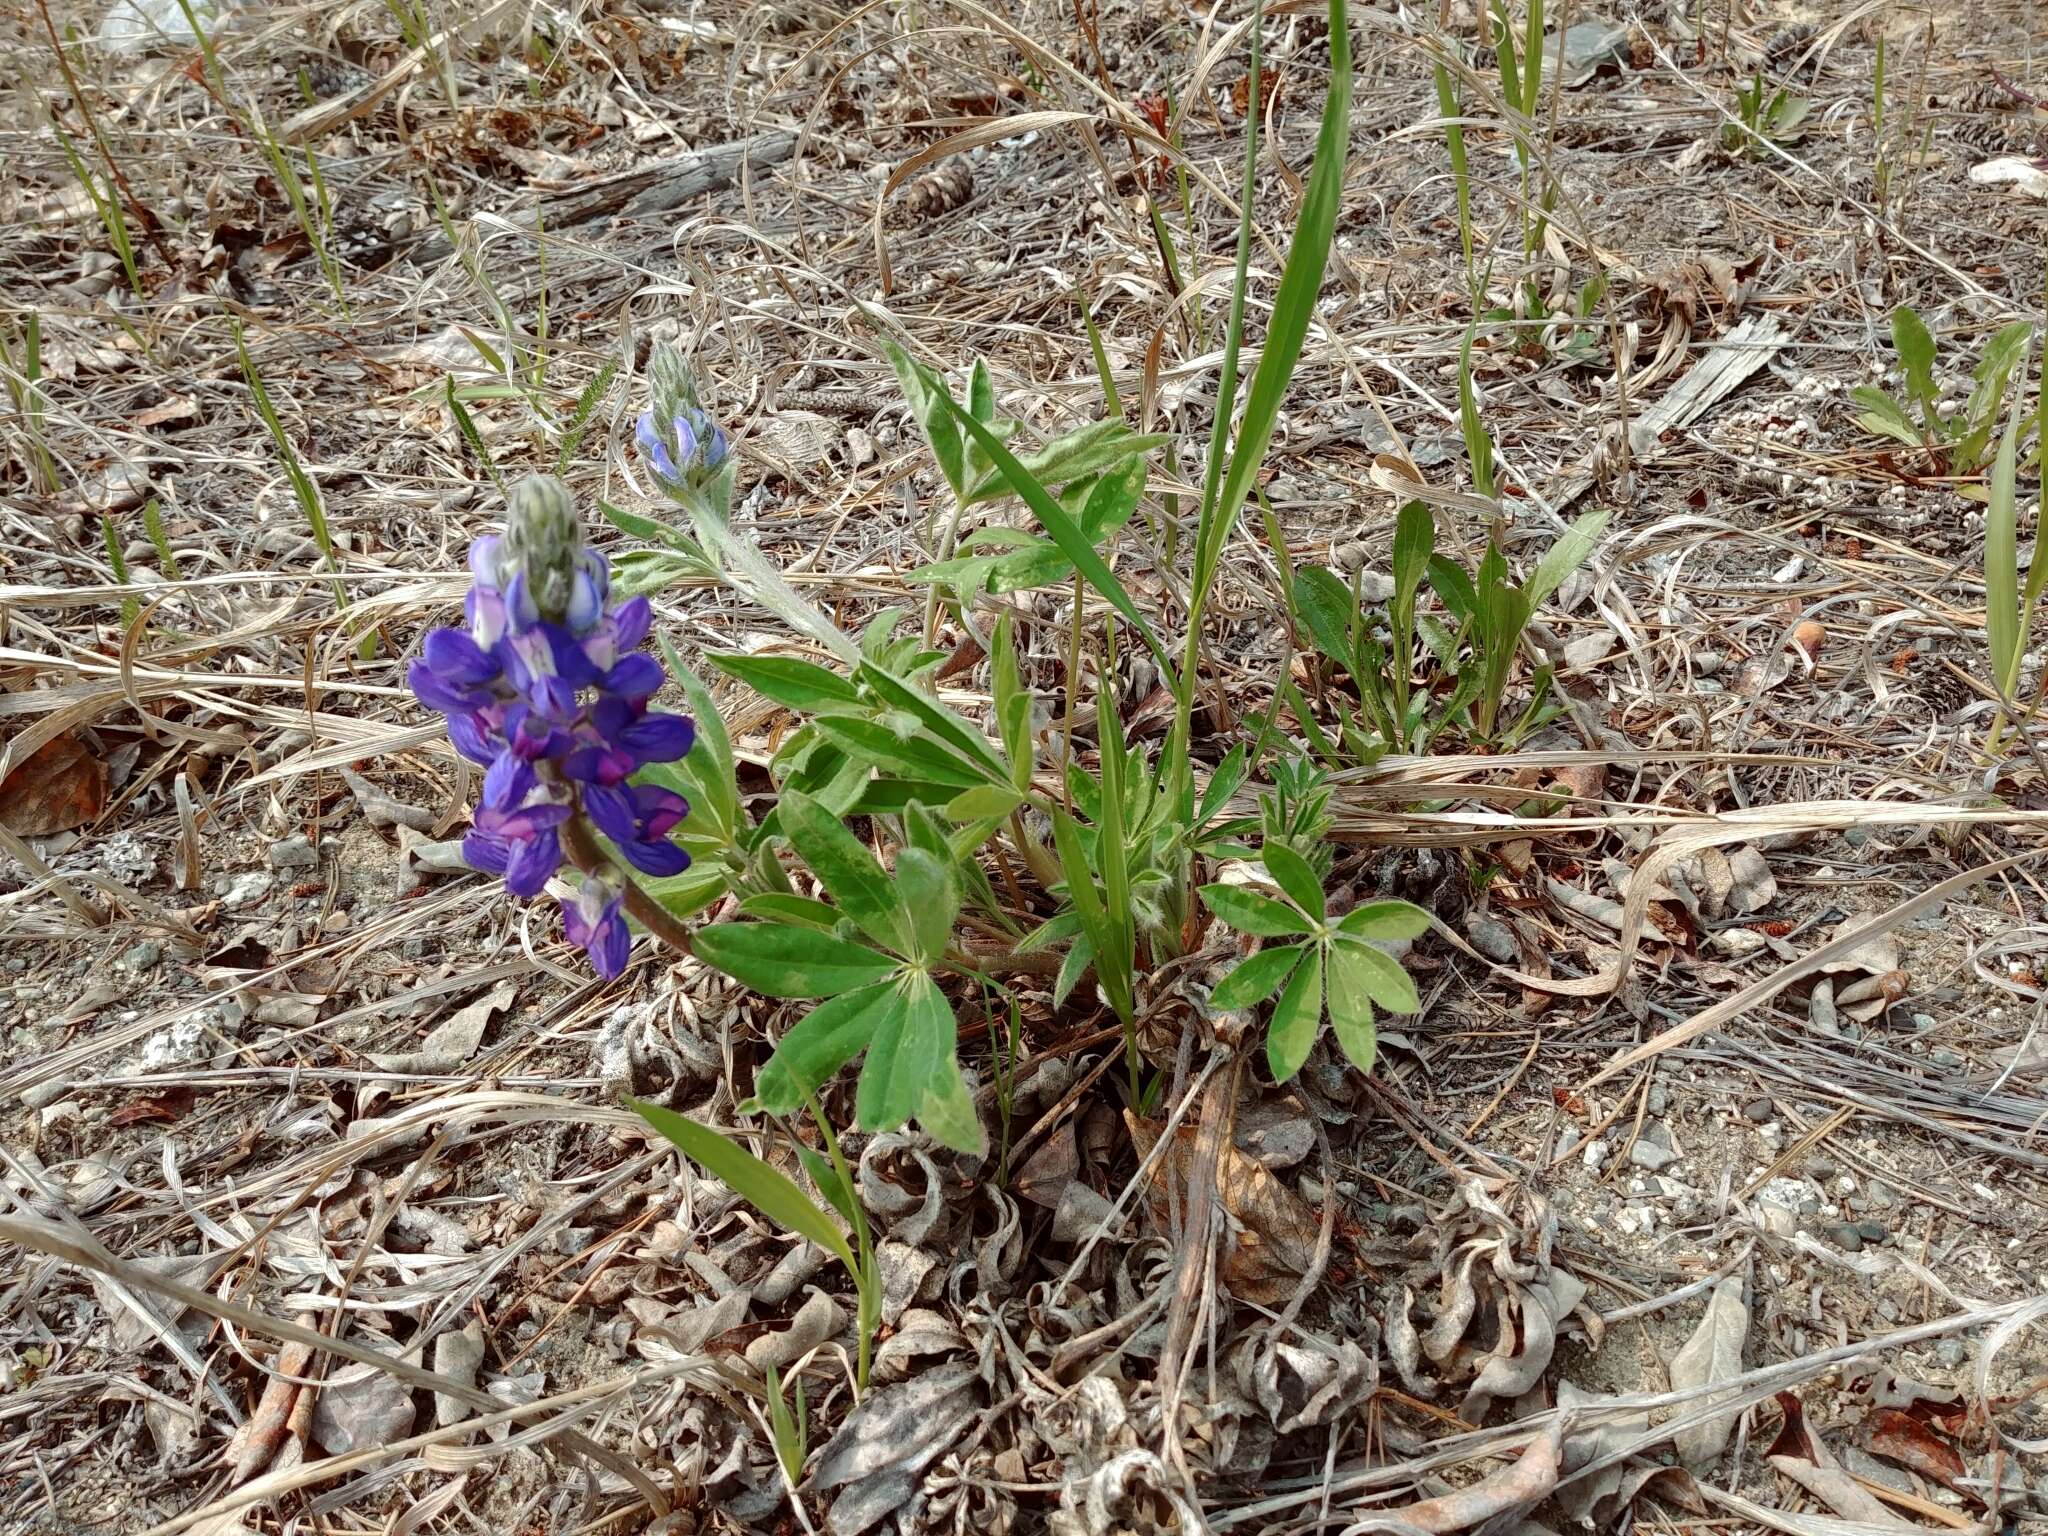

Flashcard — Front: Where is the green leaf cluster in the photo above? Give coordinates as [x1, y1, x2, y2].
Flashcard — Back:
[1854, 308, 2035, 481]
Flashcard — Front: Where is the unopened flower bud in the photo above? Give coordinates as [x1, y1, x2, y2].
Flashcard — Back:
[504, 474, 583, 624]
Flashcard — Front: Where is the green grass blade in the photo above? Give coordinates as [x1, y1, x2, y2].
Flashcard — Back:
[1191, 0, 1354, 654]
[1988, 400, 2023, 696]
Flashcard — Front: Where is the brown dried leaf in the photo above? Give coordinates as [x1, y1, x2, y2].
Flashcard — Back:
[1864, 1407, 1970, 1496]
[1765, 1392, 1925, 1530]
[1126, 1110, 1319, 1306]
[0, 734, 107, 836]
[1669, 1277, 1748, 1469]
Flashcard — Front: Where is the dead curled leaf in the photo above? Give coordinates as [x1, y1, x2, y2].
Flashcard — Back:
[1669, 1276, 1749, 1469]
[1347, 1420, 1564, 1534]
[1125, 1110, 1320, 1307]
[0, 733, 108, 837]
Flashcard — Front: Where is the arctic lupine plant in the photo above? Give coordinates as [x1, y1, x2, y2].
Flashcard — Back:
[408, 473, 697, 977]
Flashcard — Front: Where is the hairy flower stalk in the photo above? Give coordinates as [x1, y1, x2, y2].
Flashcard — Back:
[410, 473, 696, 977]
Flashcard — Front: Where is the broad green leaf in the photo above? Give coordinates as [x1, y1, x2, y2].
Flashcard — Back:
[1196, 743, 1250, 830]
[1851, 387, 1922, 447]
[627, 1099, 854, 1271]
[1053, 927, 1095, 1009]
[894, 846, 960, 967]
[856, 663, 1011, 782]
[737, 892, 844, 930]
[711, 652, 862, 713]
[903, 972, 982, 1153]
[1426, 554, 1477, 623]
[968, 357, 996, 424]
[1200, 883, 1314, 938]
[928, 377, 1170, 674]
[1265, 943, 1324, 1082]
[1892, 306, 1938, 423]
[1525, 508, 1610, 614]
[749, 979, 901, 1114]
[1016, 908, 1082, 954]
[1293, 566, 1358, 669]
[811, 718, 986, 787]
[1392, 501, 1434, 613]
[1261, 841, 1326, 922]
[1210, 943, 1304, 1010]
[1336, 899, 1433, 941]
[884, 341, 965, 496]
[992, 611, 1035, 790]
[947, 784, 1024, 821]
[778, 789, 908, 952]
[637, 864, 731, 922]
[1077, 456, 1149, 539]
[1323, 940, 1379, 1071]
[853, 978, 918, 1132]
[1332, 934, 1421, 1013]
[695, 922, 897, 998]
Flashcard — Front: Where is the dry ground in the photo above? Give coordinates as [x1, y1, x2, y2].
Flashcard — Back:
[4, 0, 2048, 1533]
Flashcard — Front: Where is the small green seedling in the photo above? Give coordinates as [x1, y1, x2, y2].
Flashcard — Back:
[1722, 71, 1810, 158]
[1854, 307, 2035, 481]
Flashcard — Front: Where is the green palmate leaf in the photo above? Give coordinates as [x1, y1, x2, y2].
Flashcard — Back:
[1322, 940, 1380, 1071]
[1209, 943, 1305, 1010]
[902, 971, 982, 1153]
[778, 789, 909, 953]
[810, 717, 986, 787]
[711, 652, 863, 713]
[1892, 307, 1938, 426]
[627, 1099, 855, 1272]
[1293, 566, 1358, 670]
[1261, 840, 1326, 922]
[1200, 883, 1314, 938]
[893, 846, 960, 967]
[1331, 934, 1422, 1013]
[636, 864, 731, 923]
[1194, 0, 1354, 635]
[1265, 943, 1325, 1081]
[1337, 900, 1433, 941]
[749, 979, 901, 1114]
[695, 922, 897, 998]
[654, 638, 740, 840]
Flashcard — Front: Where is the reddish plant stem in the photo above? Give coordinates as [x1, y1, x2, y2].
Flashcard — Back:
[561, 815, 698, 959]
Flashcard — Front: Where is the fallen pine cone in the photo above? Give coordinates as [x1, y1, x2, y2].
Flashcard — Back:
[897, 159, 973, 223]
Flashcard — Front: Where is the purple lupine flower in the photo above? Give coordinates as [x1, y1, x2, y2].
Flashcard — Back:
[583, 782, 692, 876]
[563, 872, 631, 978]
[410, 473, 697, 977]
[636, 404, 729, 494]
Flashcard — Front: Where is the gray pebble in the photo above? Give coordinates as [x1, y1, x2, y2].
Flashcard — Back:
[1934, 1338, 1968, 1368]
[269, 835, 318, 870]
[1806, 1157, 1837, 1179]
[1827, 1221, 1865, 1253]
[1743, 1098, 1776, 1124]
[1911, 1013, 1937, 1034]
[1629, 1139, 1678, 1172]
[1931, 1047, 1963, 1068]
[1646, 1084, 1668, 1117]
[1855, 1219, 1888, 1243]
[121, 940, 162, 972]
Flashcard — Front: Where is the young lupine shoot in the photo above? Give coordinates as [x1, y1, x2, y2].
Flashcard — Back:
[1203, 844, 1430, 1080]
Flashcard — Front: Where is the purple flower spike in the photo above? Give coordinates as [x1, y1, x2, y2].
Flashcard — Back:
[411, 473, 701, 979]
[564, 873, 631, 978]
